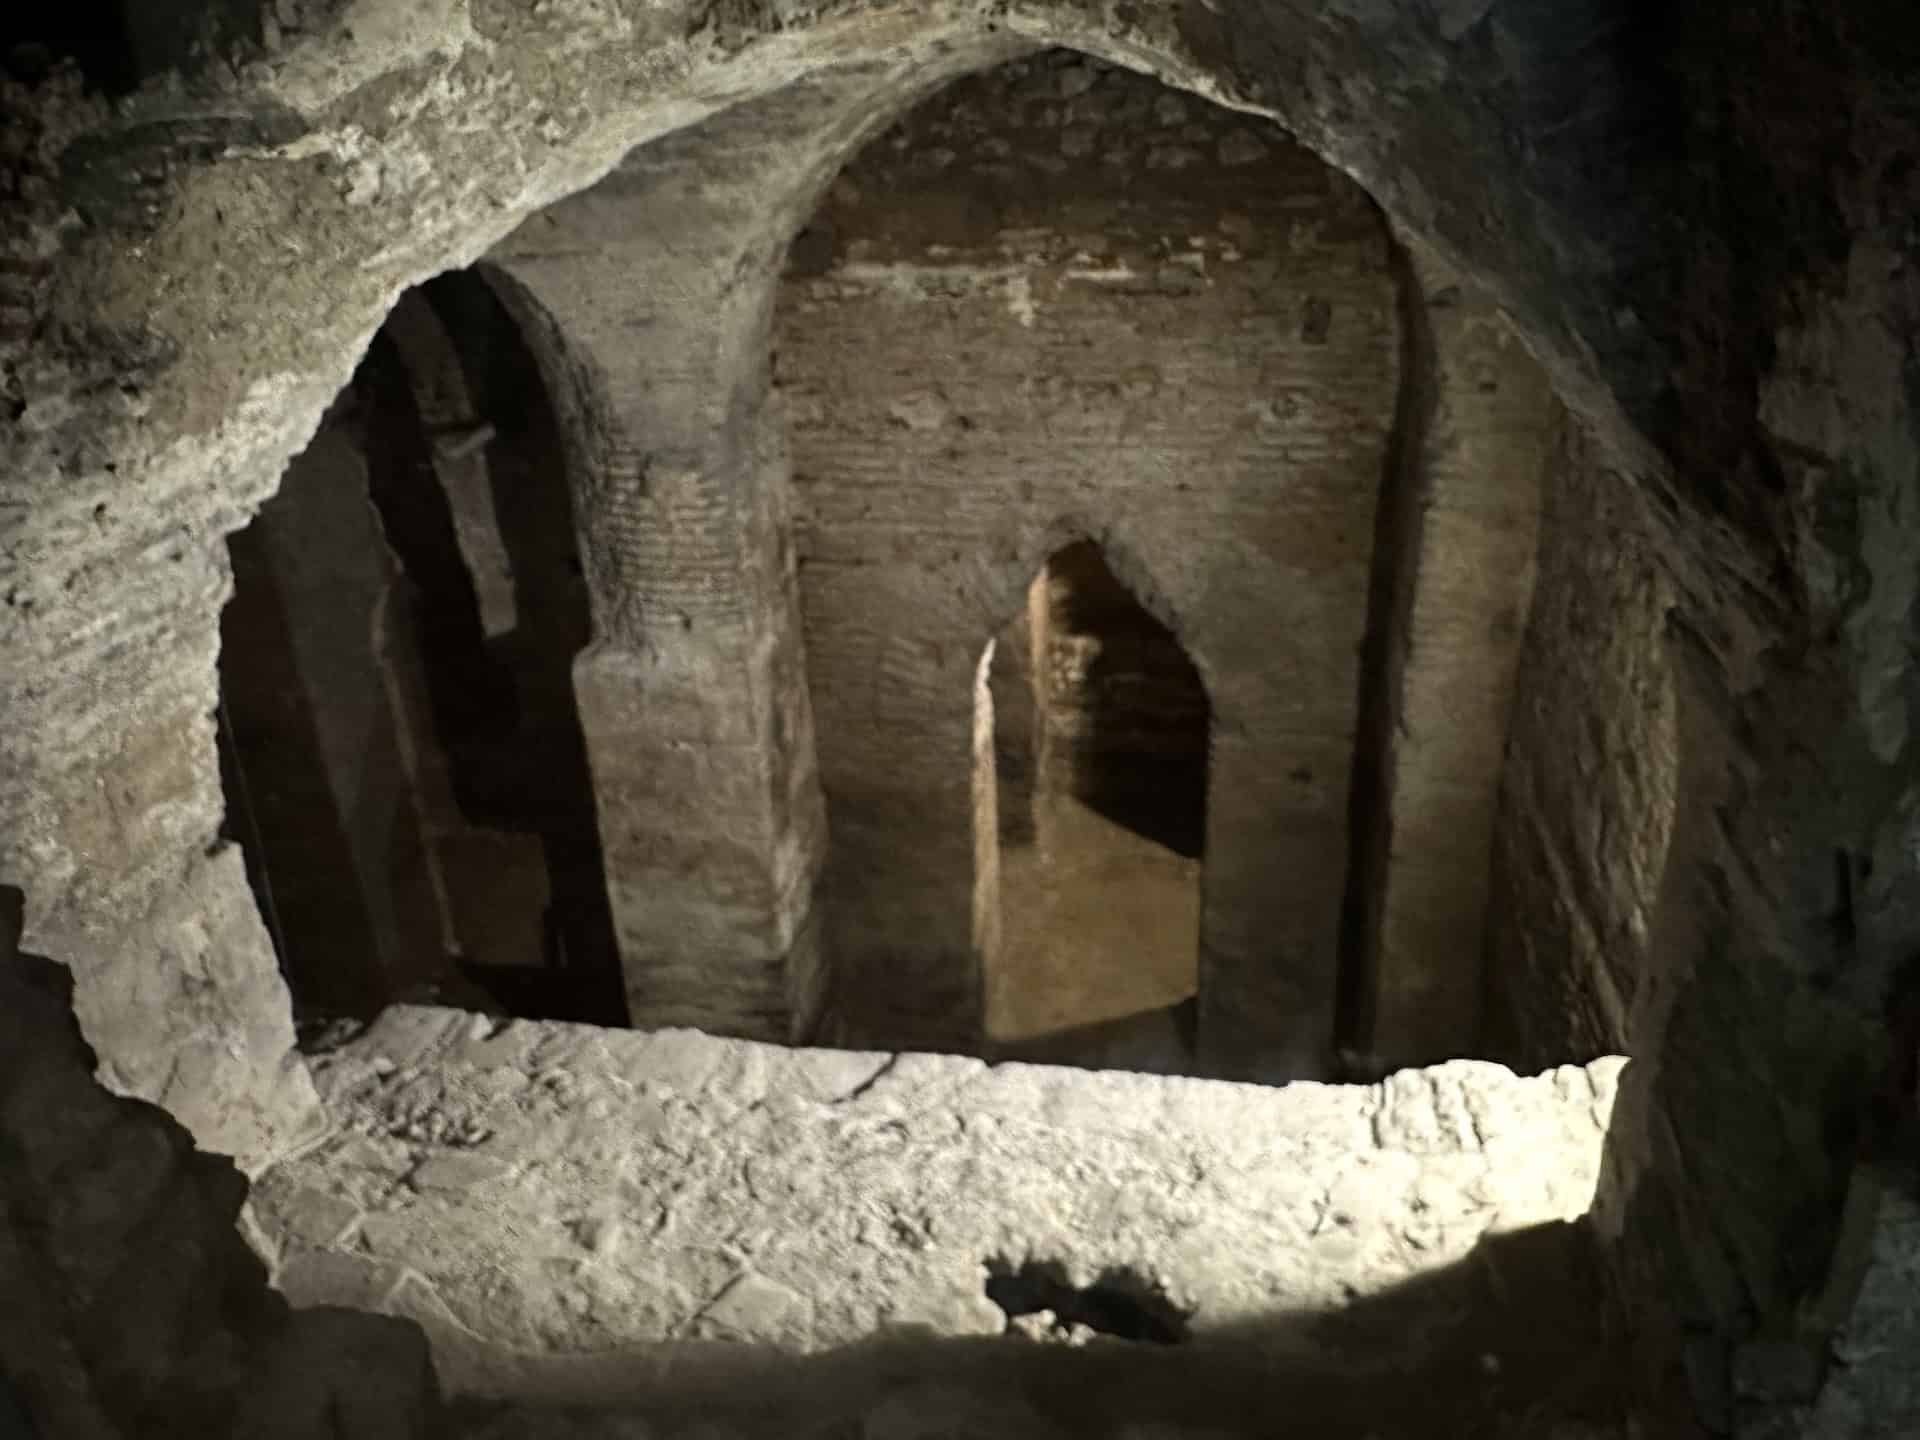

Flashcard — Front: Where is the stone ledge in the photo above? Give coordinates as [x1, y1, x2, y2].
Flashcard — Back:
[256, 1005, 1625, 1397]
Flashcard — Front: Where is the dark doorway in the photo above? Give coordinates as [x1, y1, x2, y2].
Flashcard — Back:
[976, 540, 1210, 1073]
[216, 273, 621, 1029]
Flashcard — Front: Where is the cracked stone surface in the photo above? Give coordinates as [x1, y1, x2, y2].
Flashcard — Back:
[252, 1005, 1623, 1412]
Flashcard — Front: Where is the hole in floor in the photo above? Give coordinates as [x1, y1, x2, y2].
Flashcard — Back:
[983, 1257, 1192, 1345]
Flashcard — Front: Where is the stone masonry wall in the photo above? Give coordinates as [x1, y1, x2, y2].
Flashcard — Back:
[480, 72, 896, 1045]
[776, 54, 1401, 1076]
[219, 397, 445, 1019]
[1482, 416, 1678, 1065]
[1353, 240, 1558, 1071]
[11, 5, 1920, 1420]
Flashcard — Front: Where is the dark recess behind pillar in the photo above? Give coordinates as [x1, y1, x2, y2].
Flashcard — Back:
[2, 1, 263, 94]
[422, 270, 625, 1025]
[215, 388, 418, 1020]
[1334, 234, 1437, 1068]
[1043, 540, 1210, 862]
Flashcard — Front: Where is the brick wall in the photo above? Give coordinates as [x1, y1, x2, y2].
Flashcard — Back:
[1482, 416, 1678, 1063]
[776, 52, 1400, 1074]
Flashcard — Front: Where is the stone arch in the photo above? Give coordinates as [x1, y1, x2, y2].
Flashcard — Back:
[6, 5, 1914, 1421]
[3, 11, 1635, 1152]
[773, 52, 1410, 1073]
[389, 271, 625, 1022]
[214, 269, 623, 1031]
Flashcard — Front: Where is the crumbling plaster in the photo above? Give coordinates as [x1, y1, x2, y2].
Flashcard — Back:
[3, 0, 1920, 1416]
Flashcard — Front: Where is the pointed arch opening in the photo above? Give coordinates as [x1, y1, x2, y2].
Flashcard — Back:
[975, 538, 1211, 1073]
[214, 270, 621, 1030]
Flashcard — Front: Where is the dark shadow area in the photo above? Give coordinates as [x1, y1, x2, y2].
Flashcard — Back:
[217, 272, 622, 1028]
[984, 1258, 1192, 1345]
[216, 386, 439, 1020]
[419, 270, 623, 1026]
[1042, 541, 1208, 861]
[987, 997, 1200, 1076]
[0, 889, 441, 1438]
[987, 628, 1039, 850]
[215, 466, 373, 1013]
[0, 1379, 31, 1440]
[0, 8, 137, 93]
[1, 1, 276, 96]
[1332, 234, 1434, 1067]
[357, 331, 521, 820]
[442, 1218, 1700, 1439]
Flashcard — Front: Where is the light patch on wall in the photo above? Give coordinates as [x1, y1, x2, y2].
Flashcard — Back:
[814, 260, 1039, 326]
[1063, 263, 1144, 284]
[1005, 274, 1038, 329]
[835, 261, 1026, 299]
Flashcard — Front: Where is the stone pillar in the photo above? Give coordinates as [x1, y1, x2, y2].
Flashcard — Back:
[1198, 720, 1360, 1082]
[1366, 242, 1555, 1067]
[487, 146, 827, 1042]
[803, 600, 986, 1051]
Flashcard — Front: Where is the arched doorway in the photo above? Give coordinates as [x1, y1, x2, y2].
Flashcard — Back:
[215, 273, 620, 1028]
[977, 539, 1210, 1072]
[777, 50, 1401, 1071]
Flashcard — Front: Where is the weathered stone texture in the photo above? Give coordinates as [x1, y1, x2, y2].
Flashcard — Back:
[6, 2, 1920, 1430]
[776, 57, 1562, 1073]
[257, 1003, 1623, 1403]
[0, 0, 1706, 1183]
[1354, 240, 1556, 1070]
[221, 273, 624, 1024]
[1483, 416, 1677, 1065]
[1780, 1180, 1920, 1439]
[479, 69, 946, 1040]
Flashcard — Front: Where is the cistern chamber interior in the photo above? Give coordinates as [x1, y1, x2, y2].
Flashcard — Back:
[2, 11, 1915, 1440]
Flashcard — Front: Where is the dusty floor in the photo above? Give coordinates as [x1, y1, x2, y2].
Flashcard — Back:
[438, 1221, 1648, 1440]
[257, 1007, 1649, 1439]
[987, 792, 1201, 1073]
